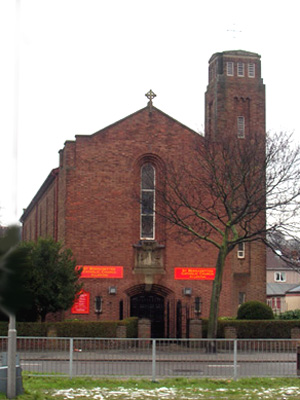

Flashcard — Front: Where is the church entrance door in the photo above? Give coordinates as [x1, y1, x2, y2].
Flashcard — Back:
[130, 293, 165, 338]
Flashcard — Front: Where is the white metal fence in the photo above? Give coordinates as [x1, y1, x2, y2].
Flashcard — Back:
[1, 337, 299, 380]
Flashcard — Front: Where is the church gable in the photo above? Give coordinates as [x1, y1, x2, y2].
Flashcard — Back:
[76, 106, 199, 147]
[61, 105, 202, 176]
[60, 105, 202, 255]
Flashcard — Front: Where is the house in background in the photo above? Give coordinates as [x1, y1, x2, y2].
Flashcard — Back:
[266, 247, 300, 313]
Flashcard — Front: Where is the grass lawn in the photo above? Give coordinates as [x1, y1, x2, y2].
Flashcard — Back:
[1, 376, 300, 399]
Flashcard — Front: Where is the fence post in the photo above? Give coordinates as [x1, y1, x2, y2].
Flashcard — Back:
[233, 339, 237, 381]
[69, 338, 73, 379]
[297, 345, 300, 377]
[152, 339, 156, 382]
[7, 315, 17, 399]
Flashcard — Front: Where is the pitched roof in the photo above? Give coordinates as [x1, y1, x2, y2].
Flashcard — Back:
[76, 106, 200, 139]
[286, 285, 300, 294]
[20, 168, 59, 222]
[266, 247, 294, 270]
[19, 105, 202, 223]
[267, 283, 300, 296]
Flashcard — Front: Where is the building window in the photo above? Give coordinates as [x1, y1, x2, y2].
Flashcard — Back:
[237, 242, 245, 259]
[194, 297, 202, 314]
[237, 116, 245, 138]
[239, 292, 246, 305]
[227, 62, 234, 76]
[267, 298, 272, 308]
[248, 63, 255, 78]
[119, 300, 123, 320]
[276, 297, 281, 310]
[95, 296, 103, 313]
[274, 272, 286, 282]
[141, 163, 155, 239]
[271, 297, 281, 313]
[237, 62, 244, 77]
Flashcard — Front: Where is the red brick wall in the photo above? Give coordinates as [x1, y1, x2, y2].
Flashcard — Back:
[205, 51, 265, 141]
[52, 106, 265, 326]
[60, 109, 219, 324]
[204, 50, 266, 316]
[22, 176, 57, 242]
[21, 51, 267, 335]
[21, 106, 266, 329]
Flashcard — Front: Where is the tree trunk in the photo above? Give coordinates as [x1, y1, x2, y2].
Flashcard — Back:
[207, 242, 228, 339]
[41, 312, 47, 323]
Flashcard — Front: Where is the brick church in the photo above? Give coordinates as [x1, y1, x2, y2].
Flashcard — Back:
[20, 50, 266, 337]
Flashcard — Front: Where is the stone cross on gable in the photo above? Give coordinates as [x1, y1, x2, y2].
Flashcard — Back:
[145, 90, 156, 113]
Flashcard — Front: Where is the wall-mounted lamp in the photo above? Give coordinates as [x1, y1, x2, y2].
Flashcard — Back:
[194, 296, 202, 314]
[95, 296, 103, 314]
[108, 286, 117, 295]
[183, 287, 192, 296]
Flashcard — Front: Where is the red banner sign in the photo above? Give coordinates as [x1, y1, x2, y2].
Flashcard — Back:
[78, 266, 123, 279]
[174, 267, 216, 280]
[71, 290, 90, 314]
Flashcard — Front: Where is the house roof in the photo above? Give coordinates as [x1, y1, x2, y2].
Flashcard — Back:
[286, 285, 300, 294]
[266, 283, 299, 296]
[20, 168, 59, 222]
[266, 247, 294, 271]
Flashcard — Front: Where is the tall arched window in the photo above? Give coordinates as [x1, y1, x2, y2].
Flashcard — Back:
[141, 163, 155, 239]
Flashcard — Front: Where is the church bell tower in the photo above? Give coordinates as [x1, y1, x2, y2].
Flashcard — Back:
[205, 50, 265, 141]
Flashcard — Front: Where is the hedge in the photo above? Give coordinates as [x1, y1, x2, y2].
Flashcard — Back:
[1, 318, 300, 338]
[277, 309, 300, 320]
[0, 317, 138, 338]
[201, 319, 300, 338]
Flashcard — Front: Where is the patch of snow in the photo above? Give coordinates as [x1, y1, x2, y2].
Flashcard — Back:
[50, 385, 300, 399]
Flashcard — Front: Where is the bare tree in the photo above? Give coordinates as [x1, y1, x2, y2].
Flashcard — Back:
[157, 132, 300, 338]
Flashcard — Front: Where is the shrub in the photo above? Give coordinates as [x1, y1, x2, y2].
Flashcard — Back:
[53, 321, 119, 337]
[278, 309, 300, 320]
[0, 318, 139, 338]
[237, 301, 274, 320]
[225, 320, 286, 338]
[120, 317, 138, 338]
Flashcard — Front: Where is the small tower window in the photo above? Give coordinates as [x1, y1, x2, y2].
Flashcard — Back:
[237, 62, 244, 77]
[227, 62, 234, 76]
[141, 163, 155, 239]
[248, 63, 255, 78]
[237, 116, 245, 138]
[237, 242, 245, 259]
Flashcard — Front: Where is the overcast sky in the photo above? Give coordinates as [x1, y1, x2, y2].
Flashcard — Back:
[1, 0, 299, 226]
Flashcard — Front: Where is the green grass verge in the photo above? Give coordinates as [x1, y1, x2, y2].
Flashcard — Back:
[1, 376, 300, 399]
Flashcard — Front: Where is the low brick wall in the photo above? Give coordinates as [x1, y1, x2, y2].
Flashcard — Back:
[138, 319, 151, 338]
[116, 325, 127, 338]
[224, 326, 237, 339]
[291, 327, 300, 340]
[189, 319, 202, 339]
